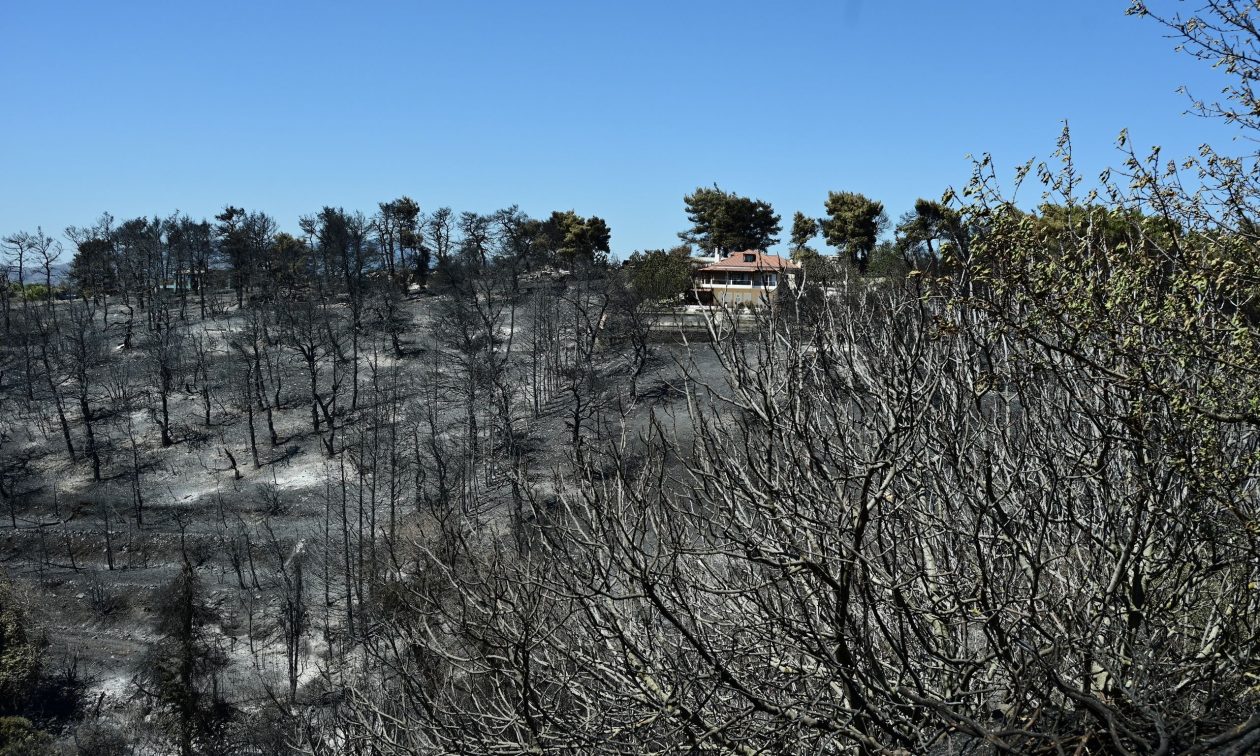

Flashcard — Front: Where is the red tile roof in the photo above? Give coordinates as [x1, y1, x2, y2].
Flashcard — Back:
[697, 250, 799, 273]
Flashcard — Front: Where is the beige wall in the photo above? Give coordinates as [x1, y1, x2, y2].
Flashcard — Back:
[694, 269, 796, 307]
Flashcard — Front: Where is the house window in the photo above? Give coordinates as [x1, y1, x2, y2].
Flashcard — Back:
[763, 273, 777, 287]
[743, 253, 756, 263]
[731, 276, 751, 285]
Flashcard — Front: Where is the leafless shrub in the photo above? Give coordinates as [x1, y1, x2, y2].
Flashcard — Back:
[85, 576, 127, 619]
[331, 217, 1260, 752]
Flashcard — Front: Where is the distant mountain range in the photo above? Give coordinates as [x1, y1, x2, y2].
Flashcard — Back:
[2, 263, 72, 285]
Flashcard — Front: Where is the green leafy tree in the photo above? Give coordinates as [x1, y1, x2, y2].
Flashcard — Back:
[213, 207, 277, 306]
[492, 205, 545, 273]
[271, 232, 312, 297]
[0, 717, 53, 755]
[0, 578, 76, 731]
[16, 284, 49, 303]
[564, 214, 612, 267]
[0, 579, 41, 715]
[679, 185, 781, 258]
[866, 239, 909, 279]
[1032, 202, 1178, 256]
[789, 211, 819, 261]
[894, 197, 970, 271]
[821, 191, 887, 273]
[139, 561, 233, 756]
[628, 246, 693, 303]
[214, 206, 248, 307]
[377, 196, 424, 286]
[540, 210, 611, 268]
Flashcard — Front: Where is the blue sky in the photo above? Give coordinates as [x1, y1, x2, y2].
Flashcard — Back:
[0, 1, 1240, 258]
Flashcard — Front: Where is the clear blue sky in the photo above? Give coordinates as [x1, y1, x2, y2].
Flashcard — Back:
[0, 0, 1239, 258]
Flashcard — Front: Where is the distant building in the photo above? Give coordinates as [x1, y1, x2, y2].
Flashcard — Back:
[692, 250, 800, 307]
[158, 268, 232, 293]
[519, 266, 572, 288]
